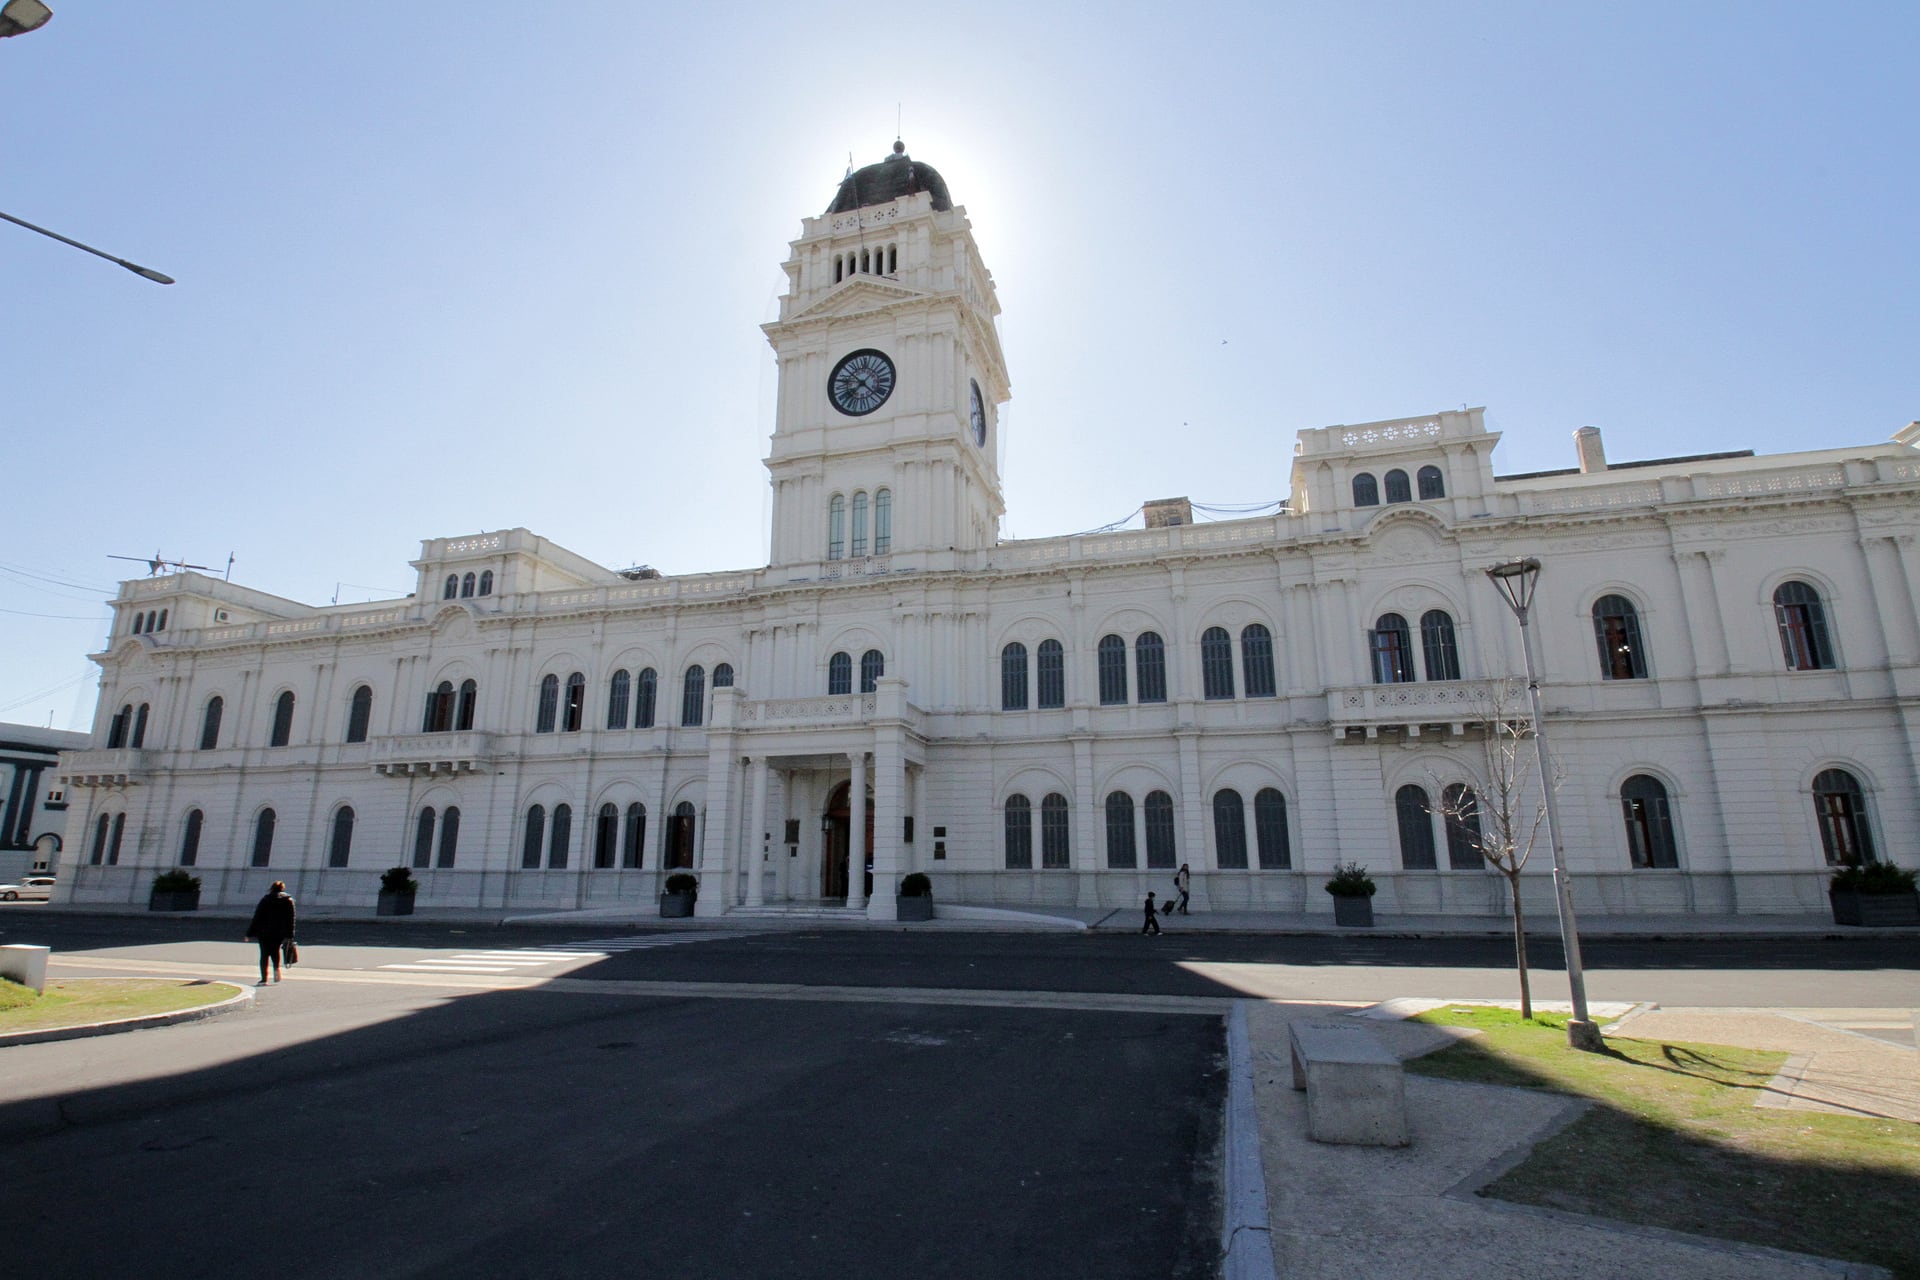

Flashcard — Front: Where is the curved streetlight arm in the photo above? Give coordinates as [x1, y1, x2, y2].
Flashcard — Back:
[0, 209, 174, 284]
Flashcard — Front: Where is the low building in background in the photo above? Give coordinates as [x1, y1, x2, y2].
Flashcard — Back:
[1, 722, 87, 883]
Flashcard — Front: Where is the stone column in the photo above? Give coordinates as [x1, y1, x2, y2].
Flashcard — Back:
[869, 727, 905, 921]
[846, 749, 868, 911]
[746, 757, 770, 907]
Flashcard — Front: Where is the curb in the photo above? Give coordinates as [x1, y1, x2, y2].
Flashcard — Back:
[0, 981, 254, 1049]
[1222, 1000, 1277, 1280]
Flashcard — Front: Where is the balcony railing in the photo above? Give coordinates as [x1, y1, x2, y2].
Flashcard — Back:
[1327, 680, 1521, 740]
[371, 731, 494, 777]
[61, 748, 152, 787]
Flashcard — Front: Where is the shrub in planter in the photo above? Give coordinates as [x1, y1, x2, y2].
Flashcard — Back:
[378, 866, 419, 916]
[661, 872, 698, 918]
[896, 872, 933, 922]
[1324, 862, 1376, 927]
[149, 868, 202, 912]
[1828, 861, 1919, 926]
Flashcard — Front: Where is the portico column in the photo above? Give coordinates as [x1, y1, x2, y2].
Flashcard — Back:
[846, 749, 868, 911]
[869, 729, 904, 921]
[746, 758, 770, 907]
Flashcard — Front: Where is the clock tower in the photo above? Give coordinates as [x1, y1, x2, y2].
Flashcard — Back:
[763, 143, 1009, 574]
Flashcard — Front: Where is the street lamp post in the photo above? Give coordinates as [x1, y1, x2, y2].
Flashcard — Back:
[1486, 557, 1605, 1052]
[0, 210, 175, 284]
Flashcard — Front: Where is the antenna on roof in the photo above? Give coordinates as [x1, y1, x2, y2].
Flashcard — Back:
[896, 102, 902, 143]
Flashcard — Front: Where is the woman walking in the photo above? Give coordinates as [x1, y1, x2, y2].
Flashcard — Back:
[245, 880, 297, 985]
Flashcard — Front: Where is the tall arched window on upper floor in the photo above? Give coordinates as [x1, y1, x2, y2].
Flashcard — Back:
[624, 802, 647, 868]
[681, 666, 706, 727]
[438, 806, 460, 867]
[1136, 632, 1167, 703]
[1774, 581, 1836, 671]
[1395, 784, 1436, 870]
[443, 574, 458, 600]
[1097, 635, 1128, 705]
[1241, 624, 1276, 698]
[270, 691, 295, 747]
[181, 807, 205, 866]
[1254, 788, 1291, 869]
[129, 703, 150, 749]
[548, 803, 572, 869]
[1593, 595, 1648, 680]
[1213, 789, 1248, 869]
[423, 681, 455, 733]
[1417, 465, 1445, 500]
[456, 679, 477, 731]
[874, 489, 892, 555]
[562, 672, 586, 732]
[1104, 791, 1136, 868]
[1144, 791, 1178, 868]
[1441, 783, 1483, 869]
[1000, 643, 1028, 710]
[1041, 793, 1070, 868]
[200, 696, 224, 750]
[635, 668, 657, 728]
[1036, 639, 1065, 709]
[345, 685, 372, 743]
[1352, 473, 1379, 507]
[713, 663, 735, 689]
[827, 494, 846, 561]
[251, 808, 276, 867]
[595, 803, 620, 870]
[478, 570, 494, 596]
[1420, 610, 1461, 681]
[1201, 627, 1235, 700]
[1384, 469, 1412, 504]
[535, 674, 560, 733]
[412, 807, 437, 869]
[1370, 614, 1415, 684]
[521, 805, 546, 869]
[107, 704, 130, 749]
[460, 572, 475, 598]
[859, 650, 883, 693]
[829, 651, 853, 697]
[1004, 794, 1032, 869]
[328, 806, 354, 868]
[1812, 768, 1875, 866]
[851, 491, 869, 558]
[1620, 775, 1678, 869]
[607, 669, 631, 729]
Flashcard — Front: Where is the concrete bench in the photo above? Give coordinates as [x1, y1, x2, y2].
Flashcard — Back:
[0, 944, 50, 994]
[1289, 1020, 1410, 1146]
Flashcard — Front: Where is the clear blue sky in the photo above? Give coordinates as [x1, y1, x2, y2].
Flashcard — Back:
[4, 2, 1915, 731]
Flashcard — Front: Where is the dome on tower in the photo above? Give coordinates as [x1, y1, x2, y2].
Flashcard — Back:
[826, 142, 953, 214]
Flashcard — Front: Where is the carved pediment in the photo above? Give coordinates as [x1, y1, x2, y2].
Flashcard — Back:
[786, 277, 931, 323]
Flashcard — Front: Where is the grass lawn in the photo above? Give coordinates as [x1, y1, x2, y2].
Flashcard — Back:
[0, 977, 238, 1033]
[1406, 1005, 1920, 1280]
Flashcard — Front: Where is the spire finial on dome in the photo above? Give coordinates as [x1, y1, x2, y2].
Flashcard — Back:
[892, 139, 905, 156]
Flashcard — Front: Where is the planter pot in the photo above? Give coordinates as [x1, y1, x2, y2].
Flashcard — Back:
[896, 894, 933, 922]
[377, 890, 416, 917]
[148, 889, 200, 912]
[660, 892, 696, 919]
[1829, 888, 1920, 927]
[1331, 894, 1374, 927]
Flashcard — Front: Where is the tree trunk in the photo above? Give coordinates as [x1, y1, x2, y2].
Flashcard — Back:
[1507, 870, 1532, 1020]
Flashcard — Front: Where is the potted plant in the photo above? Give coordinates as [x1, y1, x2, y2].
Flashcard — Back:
[1828, 860, 1919, 926]
[896, 871, 933, 922]
[149, 868, 202, 912]
[378, 866, 419, 916]
[660, 872, 698, 918]
[1324, 862, 1376, 927]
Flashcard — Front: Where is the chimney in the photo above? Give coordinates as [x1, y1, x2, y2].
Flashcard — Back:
[1143, 497, 1192, 528]
[1574, 426, 1607, 474]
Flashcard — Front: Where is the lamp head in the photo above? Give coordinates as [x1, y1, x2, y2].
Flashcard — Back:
[1486, 557, 1542, 617]
[0, 0, 53, 38]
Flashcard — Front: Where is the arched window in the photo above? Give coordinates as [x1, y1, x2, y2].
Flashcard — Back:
[1041, 794, 1070, 869]
[562, 672, 586, 732]
[834, 255, 843, 283]
[1201, 627, 1235, 700]
[595, 802, 620, 869]
[1036, 639, 1065, 709]
[1000, 643, 1028, 710]
[1621, 775, 1677, 869]
[438, 806, 460, 868]
[521, 805, 546, 869]
[1593, 595, 1647, 680]
[1370, 614, 1415, 683]
[346, 684, 372, 743]
[536, 674, 559, 733]
[1395, 785, 1436, 869]
[1004, 794, 1032, 869]
[829, 651, 853, 696]
[666, 801, 697, 869]
[132, 613, 144, 635]
[1098, 635, 1128, 705]
[413, 806, 437, 868]
[478, 570, 493, 596]
[1241, 624, 1276, 698]
[460, 572, 475, 598]
[1384, 469, 1412, 503]
[607, 669, 631, 729]
[157, 609, 167, 631]
[1420, 610, 1460, 681]
[107, 704, 130, 748]
[182, 807, 205, 866]
[1254, 788, 1291, 869]
[623, 802, 646, 868]
[251, 808, 277, 867]
[1352, 473, 1379, 507]
[713, 662, 735, 689]
[1417, 465, 1444, 500]
[1774, 581, 1835, 671]
[423, 681, 454, 733]
[1213, 789, 1248, 869]
[549, 803, 572, 869]
[130, 703, 149, 748]
[108, 812, 126, 864]
[859, 649, 883, 693]
[635, 668, 657, 728]
[90, 813, 110, 864]
[443, 574, 458, 600]
[328, 806, 353, 868]
[681, 666, 706, 727]
[456, 679, 477, 731]
[200, 696, 224, 750]
[874, 488, 892, 554]
[851, 491, 869, 558]
[827, 494, 846, 561]
[1812, 768, 1875, 866]
[1441, 783, 1483, 869]
[1144, 791, 1177, 868]
[1104, 792, 1137, 869]
[270, 691, 295, 747]
[1136, 632, 1167, 703]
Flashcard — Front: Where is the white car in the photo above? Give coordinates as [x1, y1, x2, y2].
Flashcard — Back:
[0, 876, 55, 902]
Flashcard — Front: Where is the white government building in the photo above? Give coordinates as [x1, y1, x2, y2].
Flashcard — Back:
[57, 145, 1920, 920]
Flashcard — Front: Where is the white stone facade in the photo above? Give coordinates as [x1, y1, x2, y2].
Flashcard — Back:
[56, 158, 1920, 919]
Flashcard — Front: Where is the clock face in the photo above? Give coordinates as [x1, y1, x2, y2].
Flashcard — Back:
[969, 378, 987, 447]
[829, 349, 895, 416]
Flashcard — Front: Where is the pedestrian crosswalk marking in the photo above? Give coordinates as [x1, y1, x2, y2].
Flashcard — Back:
[378, 932, 753, 974]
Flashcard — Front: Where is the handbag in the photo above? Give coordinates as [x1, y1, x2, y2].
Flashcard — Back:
[281, 938, 299, 966]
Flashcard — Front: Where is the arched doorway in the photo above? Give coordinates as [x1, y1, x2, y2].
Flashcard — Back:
[823, 779, 874, 899]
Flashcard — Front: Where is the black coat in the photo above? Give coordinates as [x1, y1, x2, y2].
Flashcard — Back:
[246, 891, 296, 943]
